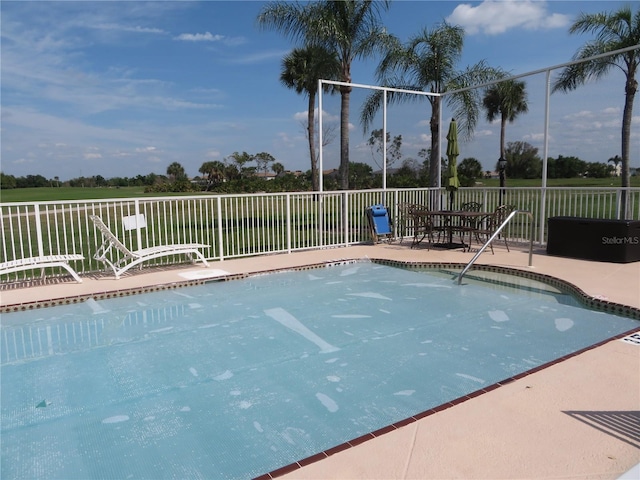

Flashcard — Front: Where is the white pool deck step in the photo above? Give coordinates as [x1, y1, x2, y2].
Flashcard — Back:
[1, 243, 638, 479]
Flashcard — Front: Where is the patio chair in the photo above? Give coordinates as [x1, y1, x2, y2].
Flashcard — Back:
[397, 203, 425, 244]
[453, 202, 483, 250]
[473, 205, 516, 254]
[409, 206, 437, 249]
[366, 204, 393, 243]
[0, 254, 84, 283]
[89, 214, 210, 279]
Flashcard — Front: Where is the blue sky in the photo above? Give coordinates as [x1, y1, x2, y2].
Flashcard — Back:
[1, 0, 638, 181]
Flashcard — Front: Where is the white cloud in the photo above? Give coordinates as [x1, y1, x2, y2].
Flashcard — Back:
[564, 110, 595, 120]
[174, 32, 246, 46]
[447, 0, 571, 36]
[293, 109, 339, 122]
[135, 146, 157, 153]
[84, 153, 103, 159]
[523, 133, 546, 142]
[602, 107, 620, 115]
[93, 24, 166, 35]
[174, 32, 224, 42]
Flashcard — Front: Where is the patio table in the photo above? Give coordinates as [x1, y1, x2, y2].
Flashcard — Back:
[412, 210, 488, 250]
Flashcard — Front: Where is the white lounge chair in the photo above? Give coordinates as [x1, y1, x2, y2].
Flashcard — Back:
[89, 215, 210, 279]
[0, 254, 84, 283]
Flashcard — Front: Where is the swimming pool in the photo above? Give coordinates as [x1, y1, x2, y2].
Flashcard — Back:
[1, 261, 638, 479]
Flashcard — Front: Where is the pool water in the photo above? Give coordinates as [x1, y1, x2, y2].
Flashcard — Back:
[1, 262, 637, 479]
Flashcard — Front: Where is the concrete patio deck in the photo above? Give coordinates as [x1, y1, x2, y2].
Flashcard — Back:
[1, 243, 639, 479]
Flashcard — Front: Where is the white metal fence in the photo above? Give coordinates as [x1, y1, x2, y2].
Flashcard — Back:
[1, 187, 638, 283]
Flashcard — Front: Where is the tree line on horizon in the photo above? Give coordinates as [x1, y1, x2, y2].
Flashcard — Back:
[0, 144, 626, 193]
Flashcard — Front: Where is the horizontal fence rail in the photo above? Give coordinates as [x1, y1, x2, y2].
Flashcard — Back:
[1, 187, 638, 283]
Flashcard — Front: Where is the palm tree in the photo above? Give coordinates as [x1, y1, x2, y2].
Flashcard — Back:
[607, 154, 622, 176]
[361, 22, 499, 187]
[280, 45, 340, 191]
[482, 78, 529, 160]
[166, 162, 186, 182]
[199, 161, 226, 190]
[272, 162, 285, 176]
[258, 0, 392, 189]
[552, 4, 639, 217]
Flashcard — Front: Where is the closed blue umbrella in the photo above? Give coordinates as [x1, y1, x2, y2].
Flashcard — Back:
[446, 118, 460, 209]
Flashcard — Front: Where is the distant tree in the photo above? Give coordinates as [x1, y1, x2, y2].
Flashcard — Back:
[367, 128, 403, 170]
[280, 45, 340, 191]
[199, 161, 226, 190]
[482, 77, 528, 159]
[547, 154, 586, 178]
[552, 4, 639, 216]
[388, 158, 421, 188]
[225, 152, 253, 179]
[348, 162, 374, 190]
[458, 157, 483, 186]
[17, 174, 49, 188]
[272, 162, 285, 175]
[585, 161, 613, 178]
[608, 154, 622, 176]
[224, 162, 241, 181]
[145, 173, 159, 186]
[504, 141, 542, 179]
[254, 152, 276, 173]
[0, 172, 17, 189]
[166, 162, 187, 182]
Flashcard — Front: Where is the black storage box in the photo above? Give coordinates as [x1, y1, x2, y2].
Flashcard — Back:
[547, 216, 640, 263]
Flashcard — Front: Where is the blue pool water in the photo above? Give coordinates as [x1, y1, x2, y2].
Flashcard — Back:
[1, 262, 638, 479]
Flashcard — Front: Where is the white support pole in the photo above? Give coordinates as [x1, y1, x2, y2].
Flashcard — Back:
[542, 70, 550, 189]
[318, 79, 324, 193]
[540, 70, 551, 244]
[437, 99, 442, 190]
[383, 89, 387, 191]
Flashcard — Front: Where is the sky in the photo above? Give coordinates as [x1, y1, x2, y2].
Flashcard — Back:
[1, 0, 638, 182]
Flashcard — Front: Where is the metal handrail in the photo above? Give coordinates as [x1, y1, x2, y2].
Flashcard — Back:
[457, 210, 534, 285]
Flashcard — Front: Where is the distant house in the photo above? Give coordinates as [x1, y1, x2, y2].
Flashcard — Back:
[323, 169, 340, 179]
[281, 170, 305, 177]
[253, 172, 277, 181]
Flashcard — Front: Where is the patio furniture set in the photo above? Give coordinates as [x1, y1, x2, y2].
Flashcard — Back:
[398, 203, 515, 253]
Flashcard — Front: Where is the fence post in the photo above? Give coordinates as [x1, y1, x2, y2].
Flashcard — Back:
[34, 204, 45, 258]
[216, 197, 224, 261]
[286, 192, 292, 254]
[343, 192, 349, 246]
[615, 189, 622, 220]
[133, 199, 143, 251]
[539, 187, 547, 245]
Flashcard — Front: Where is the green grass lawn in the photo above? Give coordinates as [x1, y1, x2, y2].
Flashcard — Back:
[0, 187, 200, 202]
[1, 177, 638, 203]
[474, 177, 640, 188]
